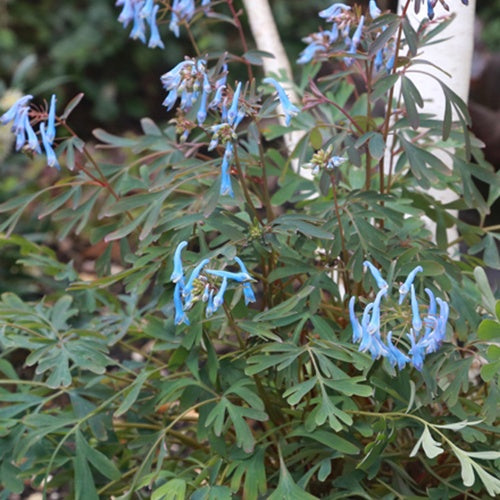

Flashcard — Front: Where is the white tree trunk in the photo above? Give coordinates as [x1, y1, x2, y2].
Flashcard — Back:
[398, 0, 476, 253]
[242, 0, 310, 177]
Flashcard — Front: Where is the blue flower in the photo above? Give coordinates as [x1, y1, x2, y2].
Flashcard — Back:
[130, 4, 147, 43]
[170, 240, 188, 283]
[386, 331, 410, 370]
[242, 282, 256, 305]
[297, 42, 325, 64]
[40, 122, 60, 169]
[1, 94, 33, 127]
[45, 94, 57, 143]
[220, 142, 234, 197]
[349, 296, 362, 342]
[319, 3, 351, 21]
[170, 0, 196, 38]
[367, 288, 387, 335]
[213, 277, 228, 310]
[363, 260, 389, 291]
[226, 82, 242, 126]
[262, 77, 300, 126]
[369, 0, 381, 19]
[410, 285, 422, 333]
[407, 331, 425, 371]
[147, 4, 164, 49]
[174, 282, 190, 325]
[398, 265, 423, 304]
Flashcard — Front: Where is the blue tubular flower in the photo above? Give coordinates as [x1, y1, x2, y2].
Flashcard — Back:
[45, 94, 57, 143]
[374, 49, 384, 72]
[130, 4, 147, 43]
[205, 269, 250, 282]
[358, 303, 374, 353]
[220, 142, 234, 197]
[427, 0, 435, 19]
[227, 82, 242, 126]
[140, 0, 154, 18]
[170, 0, 195, 37]
[351, 15, 364, 48]
[201, 0, 211, 13]
[242, 282, 256, 305]
[196, 74, 211, 125]
[386, 331, 410, 370]
[234, 257, 256, 304]
[423, 287, 436, 336]
[209, 85, 225, 110]
[1, 94, 32, 127]
[262, 77, 300, 127]
[410, 285, 422, 333]
[398, 265, 423, 304]
[174, 282, 190, 325]
[117, 0, 135, 27]
[408, 331, 425, 371]
[369, 0, 381, 18]
[40, 122, 60, 169]
[147, 4, 165, 49]
[24, 114, 41, 153]
[319, 3, 351, 21]
[349, 296, 362, 342]
[386, 54, 395, 72]
[171, 241, 188, 283]
[297, 42, 325, 64]
[213, 277, 228, 311]
[367, 288, 387, 335]
[363, 261, 389, 291]
[205, 288, 215, 317]
[169, 12, 181, 38]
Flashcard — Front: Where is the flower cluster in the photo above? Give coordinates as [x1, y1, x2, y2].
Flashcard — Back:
[349, 261, 449, 371]
[116, 0, 164, 48]
[116, 0, 212, 47]
[304, 145, 345, 175]
[414, 0, 468, 20]
[0, 93, 59, 168]
[298, 1, 395, 72]
[170, 241, 256, 325]
[161, 58, 227, 128]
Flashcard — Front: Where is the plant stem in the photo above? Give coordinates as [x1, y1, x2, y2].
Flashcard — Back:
[227, 0, 254, 81]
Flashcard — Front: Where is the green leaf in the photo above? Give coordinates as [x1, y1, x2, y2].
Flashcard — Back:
[243, 49, 275, 65]
[114, 370, 150, 417]
[291, 427, 359, 455]
[61, 92, 85, 120]
[368, 133, 385, 160]
[480, 360, 500, 382]
[93, 128, 138, 147]
[477, 319, 500, 341]
[473, 267, 497, 316]
[253, 286, 314, 322]
[1, 461, 24, 494]
[410, 426, 443, 459]
[152, 478, 187, 500]
[75, 439, 99, 500]
[75, 430, 121, 481]
[268, 454, 318, 500]
[283, 377, 317, 406]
